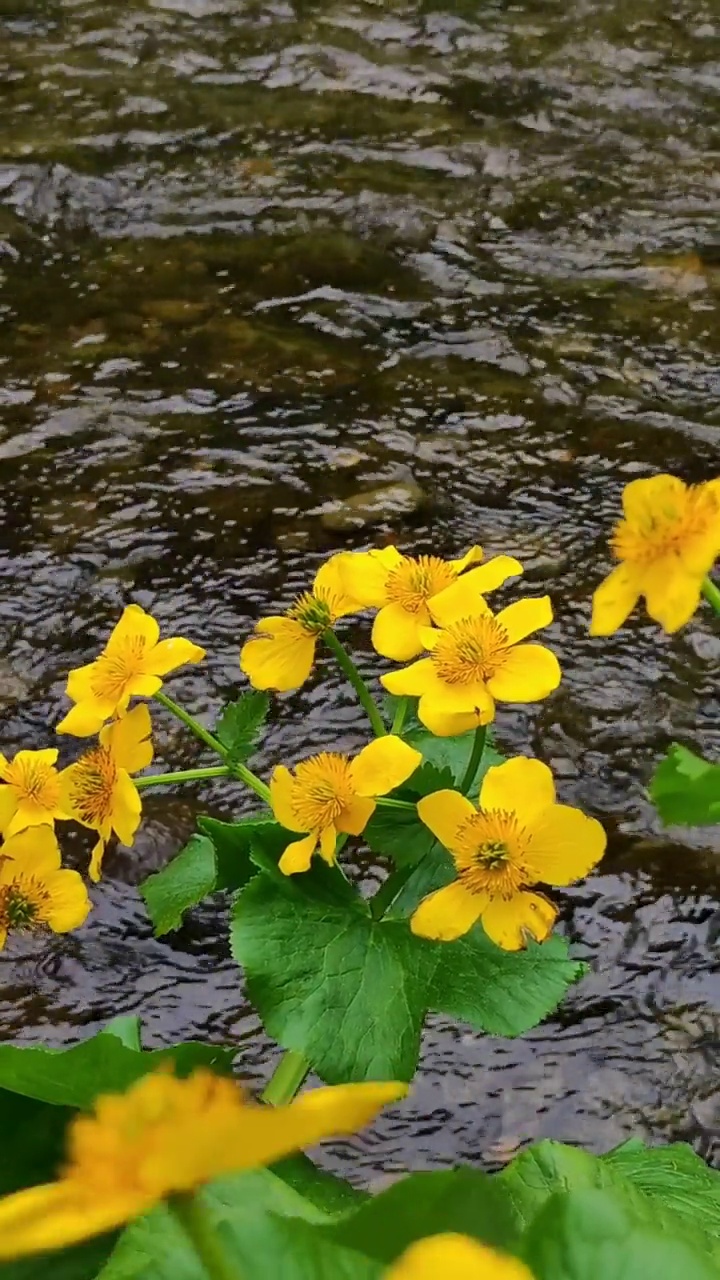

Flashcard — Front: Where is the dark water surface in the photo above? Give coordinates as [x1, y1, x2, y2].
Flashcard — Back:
[1, 0, 720, 1179]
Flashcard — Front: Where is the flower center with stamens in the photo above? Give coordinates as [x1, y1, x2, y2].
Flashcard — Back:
[612, 484, 720, 566]
[68, 746, 118, 826]
[0, 878, 51, 933]
[91, 638, 148, 702]
[2, 758, 60, 809]
[385, 556, 457, 613]
[431, 614, 510, 684]
[289, 752, 355, 829]
[452, 810, 530, 898]
[288, 592, 334, 635]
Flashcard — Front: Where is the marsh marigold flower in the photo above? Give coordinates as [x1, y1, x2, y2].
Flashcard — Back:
[591, 474, 720, 635]
[387, 1234, 534, 1280]
[59, 704, 153, 882]
[0, 749, 69, 838]
[240, 553, 359, 693]
[0, 826, 90, 950]
[0, 1067, 405, 1259]
[271, 736, 422, 874]
[57, 604, 205, 737]
[382, 575, 560, 737]
[340, 545, 522, 662]
[412, 757, 605, 950]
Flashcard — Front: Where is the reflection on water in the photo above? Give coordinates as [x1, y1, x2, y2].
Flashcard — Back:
[1, 0, 720, 1176]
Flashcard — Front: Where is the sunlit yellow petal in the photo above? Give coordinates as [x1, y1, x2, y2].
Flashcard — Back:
[589, 563, 641, 636]
[279, 832, 318, 875]
[372, 603, 427, 661]
[450, 545, 485, 574]
[319, 823, 338, 863]
[106, 603, 160, 655]
[89, 836, 108, 884]
[313, 552, 361, 617]
[240, 618, 316, 692]
[110, 772, 142, 848]
[416, 790, 476, 852]
[1, 826, 62, 874]
[479, 758, 555, 824]
[495, 595, 553, 643]
[381, 658, 436, 698]
[270, 765, 305, 832]
[387, 1233, 535, 1280]
[486, 644, 560, 703]
[0, 788, 18, 834]
[411, 881, 484, 941]
[14, 748, 59, 770]
[525, 804, 606, 885]
[100, 705, 153, 773]
[418, 699, 493, 737]
[621, 473, 686, 523]
[65, 663, 97, 704]
[46, 871, 92, 932]
[336, 796, 376, 836]
[57, 701, 112, 738]
[428, 578, 493, 628]
[339, 548, 402, 607]
[480, 890, 556, 951]
[142, 637, 206, 677]
[642, 557, 703, 634]
[0, 1181, 141, 1261]
[350, 737, 422, 798]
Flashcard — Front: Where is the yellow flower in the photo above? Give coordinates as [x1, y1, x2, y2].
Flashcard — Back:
[0, 749, 69, 838]
[381, 577, 560, 737]
[340, 545, 523, 661]
[0, 1067, 406, 1260]
[57, 604, 205, 737]
[240, 553, 360, 692]
[0, 826, 91, 950]
[59, 705, 153, 882]
[411, 757, 605, 950]
[386, 1234, 534, 1280]
[271, 736, 422, 874]
[591, 474, 720, 635]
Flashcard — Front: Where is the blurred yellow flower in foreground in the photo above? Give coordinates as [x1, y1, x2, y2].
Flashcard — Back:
[387, 1233, 534, 1280]
[240, 553, 360, 692]
[57, 604, 205, 737]
[59, 705, 153, 882]
[382, 576, 560, 737]
[271, 736, 422, 874]
[412, 757, 605, 950]
[0, 1068, 405, 1260]
[591, 474, 720, 635]
[0, 826, 90, 950]
[340, 545, 522, 661]
[0, 749, 68, 837]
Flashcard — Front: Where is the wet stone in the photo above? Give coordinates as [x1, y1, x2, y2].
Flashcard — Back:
[320, 480, 428, 531]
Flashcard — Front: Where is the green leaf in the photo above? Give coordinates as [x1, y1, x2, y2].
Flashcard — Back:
[364, 803, 438, 869]
[650, 743, 720, 826]
[431, 930, 587, 1038]
[215, 691, 270, 763]
[405, 724, 503, 793]
[405, 761, 456, 795]
[231, 871, 436, 1083]
[270, 1154, 366, 1217]
[522, 1187, 718, 1280]
[103, 1016, 142, 1050]
[141, 835, 217, 935]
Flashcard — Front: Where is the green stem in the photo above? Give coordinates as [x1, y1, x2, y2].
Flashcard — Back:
[702, 577, 720, 616]
[322, 630, 386, 738]
[153, 691, 271, 804]
[170, 1192, 243, 1280]
[390, 696, 410, 736]
[261, 1048, 311, 1106]
[370, 864, 414, 920]
[375, 796, 417, 812]
[460, 725, 487, 795]
[135, 766, 231, 790]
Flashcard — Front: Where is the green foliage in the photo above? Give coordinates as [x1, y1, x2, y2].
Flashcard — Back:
[650, 743, 720, 825]
[405, 724, 503, 794]
[215, 691, 270, 763]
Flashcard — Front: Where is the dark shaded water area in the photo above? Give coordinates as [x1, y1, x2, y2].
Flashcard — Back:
[1, 0, 720, 1180]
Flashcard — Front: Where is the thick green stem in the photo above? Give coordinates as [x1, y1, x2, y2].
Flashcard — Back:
[376, 796, 417, 812]
[460, 725, 487, 795]
[370, 864, 414, 921]
[153, 691, 271, 804]
[390, 696, 410, 736]
[135, 766, 231, 790]
[261, 1048, 311, 1106]
[702, 577, 720, 617]
[322, 630, 386, 738]
[170, 1192, 243, 1280]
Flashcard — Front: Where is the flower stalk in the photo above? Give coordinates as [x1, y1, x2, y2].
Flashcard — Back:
[170, 1193, 243, 1280]
[702, 576, 720, 617]
[322, 630, 386, 738]
[460, 725, 487, 796]
[153, 691, 271, 804]
[135, 767, 231, 790]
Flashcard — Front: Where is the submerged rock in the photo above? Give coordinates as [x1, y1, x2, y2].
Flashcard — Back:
[320, 480, 427, 531]
[0, 660, 33, 710]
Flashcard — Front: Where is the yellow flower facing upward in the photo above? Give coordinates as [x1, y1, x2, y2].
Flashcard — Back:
[0, 827, 91, 950]
[0, 749, 69, 838]
[240, 553, 360, 692]
[0, 1067, 406, 1260]
[381, 575, 560, 737]
[59, 705, 153, 882]
[57, 604, 206, 737]
[591, 474, 720, 635]
[412, 757, 606, 950]
[271, 736, 422, 874]
[340, 545, 523, 661]
[386, 1234, 534, 1280]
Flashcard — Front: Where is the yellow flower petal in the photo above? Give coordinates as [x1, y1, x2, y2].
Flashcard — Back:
[480, 891, 557, 951]
[0, 1181, 140, 1261]
[416, 790, 476, 852]
[350, 737, 422, 798]
[319, 823, 338, 863]
[525, 804, 606, 885]
[0, 787, 17, 833]
[427, 579, 493, 628]
[100, 705, 153, 774]
[142, 637, 206, 676]
[372, 603, 428, 661]
[340, 548, 402, 607]
[336, 796, 376, 836]
[381, 658, 436, 698]
[46, 871, 92, 933]
[642, 557, 704, 634]
[270, 765, 305, 832]
[240, 618, 316, 692]
[1, 826, 62, 875]
[479, 758, 555, 824]
[495, 596, 553, 643]
[65, 663, 99, 704]
[57, 701, 112, 738]
[411, 881, 484, 941]
[279, 832, 318, 875]
[107, 603, 160, 654]
[418, 700, 493, 737]
[450, 545, 485, 573]
[621, 473, 686, 523]
[313, 552, 361, 617]
[89, 836, 108, 883]
[486, 644, 561, 702]
[387, 1233, 535, 1280]
[589, 563, 641, 636]
[110, 772, 142, 849]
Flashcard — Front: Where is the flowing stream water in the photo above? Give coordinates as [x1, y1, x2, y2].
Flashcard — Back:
[1, 0, 720, 1179]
